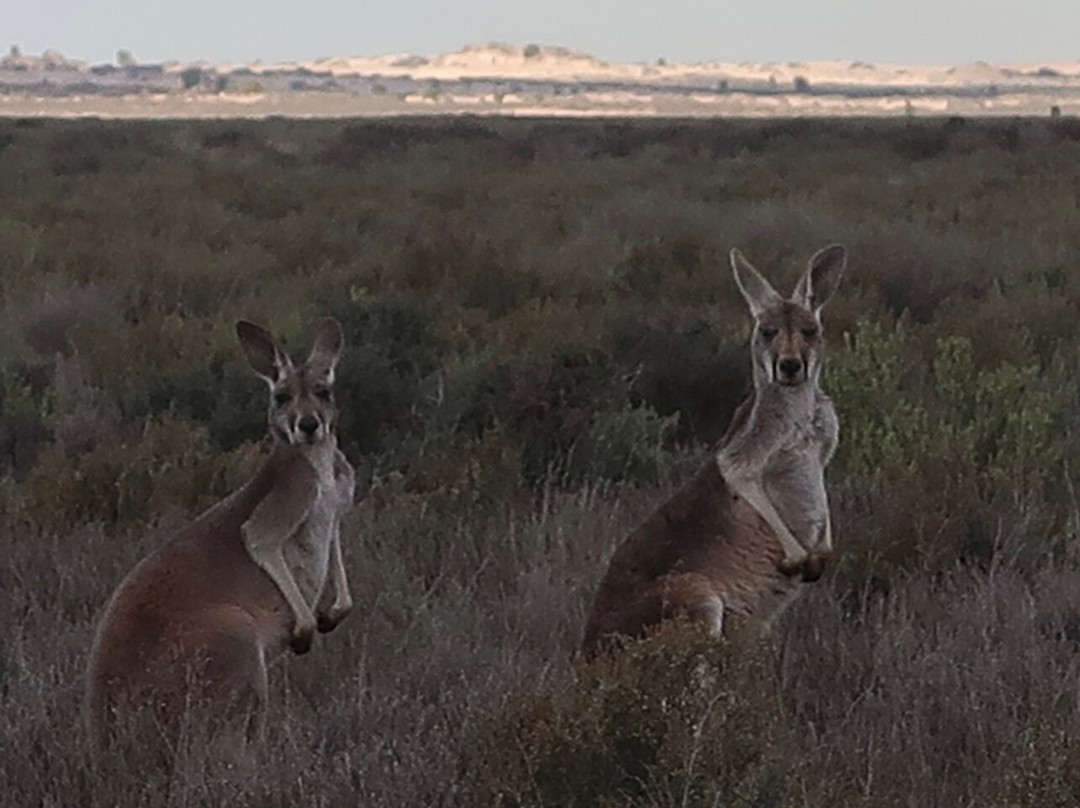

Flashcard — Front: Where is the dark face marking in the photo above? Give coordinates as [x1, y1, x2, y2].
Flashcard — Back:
[755, 301, 822, 386]
[269, 364, 338, 446]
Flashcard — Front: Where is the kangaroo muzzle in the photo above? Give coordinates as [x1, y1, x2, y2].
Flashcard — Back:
[293, 414, 323, 443]
[777, 356, 805, 384]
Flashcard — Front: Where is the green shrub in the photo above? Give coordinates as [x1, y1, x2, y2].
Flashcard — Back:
[607, 308, 750, 443]
[829, 319, 1068, 574]
[322, 293, 446, 458]
[499, 346, 627, 484]
[472, 623, 786, 808]
[568, 403, 681, 484]
[22, 416, 260, 532]
[48, 126, 128, 175]
[402, 426, 524, 516]
[0, 358, 54, 478]
[614, 236, 713, 297]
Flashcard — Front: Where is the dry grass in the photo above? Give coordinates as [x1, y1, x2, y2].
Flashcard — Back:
[6, 479, 1080, 806]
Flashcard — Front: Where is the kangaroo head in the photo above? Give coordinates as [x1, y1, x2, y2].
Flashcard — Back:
[730, 244, 846, 388]
[236, 318, 344, 446]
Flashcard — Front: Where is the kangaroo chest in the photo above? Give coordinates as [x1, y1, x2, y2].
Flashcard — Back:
[763, 397, 838, 548]
[283, 461, 339, 607]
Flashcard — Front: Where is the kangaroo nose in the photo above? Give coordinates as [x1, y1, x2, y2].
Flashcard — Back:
[778, 358, 803, 378]
[298, 415, 320, 435]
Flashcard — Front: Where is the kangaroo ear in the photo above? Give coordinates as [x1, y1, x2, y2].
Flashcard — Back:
[730, 249, 782, 317]
[793, 244, 847, 314]
[306, 317, 344, 381]
[236, 321, 291, 384]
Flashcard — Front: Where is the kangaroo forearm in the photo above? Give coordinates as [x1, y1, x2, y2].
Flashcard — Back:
[725, 476, 806, 565]
[246, 542, 316, 633]
[327, 527, 351, 610]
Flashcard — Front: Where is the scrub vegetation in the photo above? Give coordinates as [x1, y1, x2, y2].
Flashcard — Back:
[3, 115, 1080, 806]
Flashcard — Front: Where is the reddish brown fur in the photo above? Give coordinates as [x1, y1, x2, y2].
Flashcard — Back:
[582, 245, 846, 657]
[85, 449, 317, 755]
[85, 319, 353, 768]
[582, 448, 800, 657]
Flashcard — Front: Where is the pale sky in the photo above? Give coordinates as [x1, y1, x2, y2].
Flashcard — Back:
[5, 0, 1080, 66]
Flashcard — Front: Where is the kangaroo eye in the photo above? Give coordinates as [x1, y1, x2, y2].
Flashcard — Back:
[273, 391, 292, 406]
[314, 388, 333, 402]
[802, 327, 819, 339]
[759, 327, 778, 342]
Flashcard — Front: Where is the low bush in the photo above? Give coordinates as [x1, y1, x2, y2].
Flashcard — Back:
[3, 117, 1080, 806]
[473, 623, 785, 808]
[829, 319, 1070, 578]
[20, 416, 260, 532]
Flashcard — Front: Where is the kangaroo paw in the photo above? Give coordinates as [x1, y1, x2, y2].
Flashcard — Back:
[289, 622, 315, 655]
[800, 552, 830, 582]
[316, 610, 344, 634]
[778, 552, 829, 582]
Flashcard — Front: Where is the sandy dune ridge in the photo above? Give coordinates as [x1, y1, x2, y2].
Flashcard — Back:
[3, 43, 1080, 118]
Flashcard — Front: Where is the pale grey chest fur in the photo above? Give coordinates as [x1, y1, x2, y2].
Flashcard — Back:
[332, 449, 356, 511]
[763, 392, 838, 550]
[284, 446, 341, 606]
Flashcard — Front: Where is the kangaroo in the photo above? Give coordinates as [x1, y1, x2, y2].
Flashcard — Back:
[86, 318, 355, 761]
[581, 245, 846, 657]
